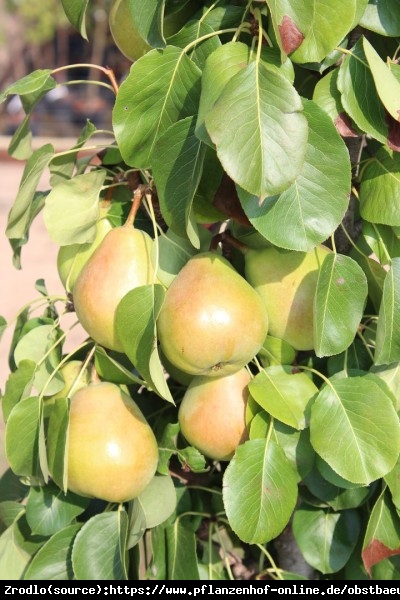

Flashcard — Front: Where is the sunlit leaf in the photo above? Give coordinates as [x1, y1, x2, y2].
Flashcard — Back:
[137, 475, 177, 529]
[223, 439, 298, 544]
[205, 61, 308, 197]
[25, 483, 89, 537]
[5, 396, 44, 481]
[165, 521, 200, 580]
[314, 253, 368, 357]
[310, 375, 400, 485]
[113, 47, 201, 168]
[238, 99, 350, 251]
[293, 504, 360, 573]
[43, 170, 107, 245]
[360, 148, 400, 226]
[72, 509, 128, 580]
[115, 284, 174, 403]
[23, 523, 82, 580]
[359, 0, 400, 36]
[363, 37, 400, 122]
[249, 366, 318, 430]
[375, 258, 400, 365]
[0, 70, 56, 104]
[267, 0, 359, 63]
[60, 0, 90, 39]
[337, 38, 388, 145]
[5, 144, 54, 241]
[152, 116, 206, 248]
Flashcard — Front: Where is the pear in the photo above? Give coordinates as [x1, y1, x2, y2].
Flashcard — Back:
[178, 368, 250, 461]
[156, 251, 269, 376]
[73, 223, 156, 352]
[244, 244, 331, 351]
[50, 381, 159, 503]
[57, 211, 113, 292]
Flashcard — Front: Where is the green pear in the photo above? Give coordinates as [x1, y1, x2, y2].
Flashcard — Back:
[57, 214, 113, 293]
[73, 224, 156, 352]
[156, 251, 269, 376]
[244, 245, 331, 351]
[48, 381, 158, 503]
[178, 368, 250, 461]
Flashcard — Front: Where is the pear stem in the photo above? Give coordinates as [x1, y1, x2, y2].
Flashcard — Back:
[210, 230, 250, 253]
[125, 187, 145, 227]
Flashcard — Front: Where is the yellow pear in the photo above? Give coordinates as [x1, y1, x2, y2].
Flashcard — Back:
[178, 368, 250, 461]
[244, 245, 331, 351]
[157, 251, 269, 376]
[73, 223, 156, 352]
[60, 382, 158, 503]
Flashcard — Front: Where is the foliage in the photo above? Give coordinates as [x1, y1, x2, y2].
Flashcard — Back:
[1, 0, 400, 582]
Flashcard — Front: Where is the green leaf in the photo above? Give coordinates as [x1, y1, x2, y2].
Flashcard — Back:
[167, 21, 221, 71]
[314, 253, 368, 357]
[116, 284, 174, 403]
[60, 0, 90, 40]
[362, 487, 400, 576]
[0, 469, 29, 503]
[337, 38, 388, 144]
[362, 222, 400, 266]
[46, 397, 69, 493]
[165, 521, 200, 580]
[349, 252, 386, 314]
[5, 396, 45, 481]
[238, 99, 351, 251]
[14, 324, 64, 397]
[0, 70, 56, 104]
[0, 522, 31, 580]
[196, 41, 251, 145]
[360, 148, 400, 226]
[258, 335, 296, 368]
[313, 69, 358, 136]
[23, 523, 82, 580]
[375, 258, 400, 364]
[25, 483, 89, 537]
[113, 46, 201, 168]
[43, 170, 107, 245]
[371, 362, 400, 412]
[137, 475, 177, 529]
[126, 500, 146, 550]
[267, 0, 359, 63]
[152, 116, 206, 248]
[94, 347, 145, 387]
[310, 375, 400, 485]
[223, 439, 298, 544]
[293, 504, 360, 574]
[151, 229, 200, 289]
[2, 360, 36, 422]
[249, 366, 318, 430]
[363, 37, 400, 121]
[0, 501, 24, 532]
[385, 458, 400, 510]
[273, 422, 315, 482]
[305, 462, 374, 510]
[128, 0, 165, 47]
[71, 509, 128, 580]
[205, 61, 308, 197]
[359, 0, 400, 36]
[5, 144, 54, 241]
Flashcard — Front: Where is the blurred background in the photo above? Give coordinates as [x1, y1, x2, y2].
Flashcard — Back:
[0, 0, 132, 137]
[0, 0, 132, 473]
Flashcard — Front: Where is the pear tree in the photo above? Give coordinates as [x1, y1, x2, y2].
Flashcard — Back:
[1, 0, 400, 582]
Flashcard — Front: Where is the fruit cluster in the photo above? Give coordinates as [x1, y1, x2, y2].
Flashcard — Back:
[52, 190, 329, 505]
